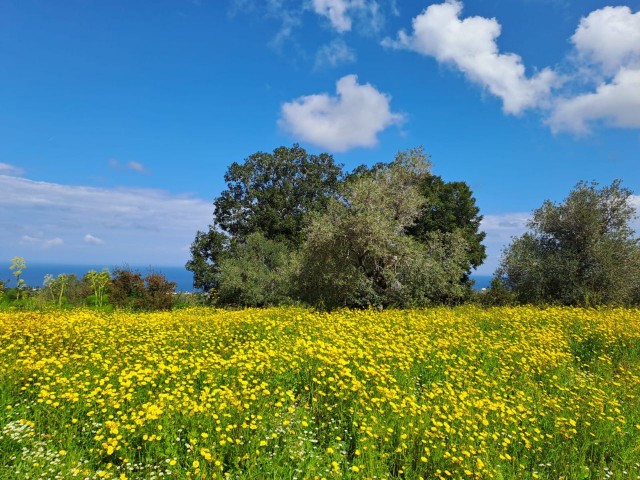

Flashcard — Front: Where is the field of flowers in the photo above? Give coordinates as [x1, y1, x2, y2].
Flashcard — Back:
[1, 306, 640, 480]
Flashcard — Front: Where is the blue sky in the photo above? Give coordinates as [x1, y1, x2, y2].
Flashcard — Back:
[1, 0, 639, 275]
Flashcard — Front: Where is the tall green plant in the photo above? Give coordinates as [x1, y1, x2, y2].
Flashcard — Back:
[9, 257, 26, 300]
[85, 269, 111, 307]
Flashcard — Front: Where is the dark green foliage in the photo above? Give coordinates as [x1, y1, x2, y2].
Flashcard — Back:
[217, 233, 298, 307]
[408, 175, 486, 278]
[185, 229, 230, 293]
[187, 145, 487, 308]
[498, 180, 640, 306]
[476, 277, 516, 306]
[188, 144, 342, 296]
[213, 144, 343, 246]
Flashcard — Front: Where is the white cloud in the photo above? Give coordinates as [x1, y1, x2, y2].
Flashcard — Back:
[313, 0, 352, 32]
[20, 235, 64, 249]
[109, 159, 149, 173]
[548, 6, 640, 134]
[549, 67, 640, 134]
[481, 212, 530, 243]
[571, 6, 640, 75]
[279, 74, 404, 152]
[383, 0, 558, 114]
[84, 234, 105, 246]
[0, 162, 24, 176]
[312, 0, 384, 33]
[315, 39, 357, 69]
[474, 212, 531, 275]
[126, 161, 147, 173]
[0, 176, 212, 265]
[44, 237, 64, 248]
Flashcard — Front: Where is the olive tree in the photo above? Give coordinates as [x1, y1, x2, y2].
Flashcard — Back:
[298, 148, 469, 309]
[498, 180, 640, 305]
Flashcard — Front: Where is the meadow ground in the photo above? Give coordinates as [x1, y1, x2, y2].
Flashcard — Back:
[1, 306, 639, 480]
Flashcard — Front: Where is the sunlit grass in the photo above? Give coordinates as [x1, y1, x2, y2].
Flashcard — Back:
[1, 306, 640, 479]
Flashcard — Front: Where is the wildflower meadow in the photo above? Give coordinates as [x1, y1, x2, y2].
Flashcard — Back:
[1, 307, 640, 479]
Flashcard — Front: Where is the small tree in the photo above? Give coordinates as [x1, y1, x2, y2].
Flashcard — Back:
[9, 257, 26, 300]
[217, 233, 298, 307]
[110, 266, 146, 309]
[85, 269, 111, 307]
[185, 229, 230, 294]
[350, 153, 486, 297]
[498, 180, 640, 305]
[144, 273, 176, 310]
[43, 273, 74, 306]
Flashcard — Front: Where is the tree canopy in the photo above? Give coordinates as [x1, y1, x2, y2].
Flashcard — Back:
[298, 148, 470, 308]
[213, 144, 343, 246]
[497, 180, 640, 306]
[187, 145, 487, 308]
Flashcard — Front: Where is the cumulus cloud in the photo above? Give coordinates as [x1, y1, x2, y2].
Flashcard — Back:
[571, 6, 640, 75]
[549, 68, 640, 133]
[383, 0, 558, 114]
[279, 74, 404, 152]
[313, 0, 352, 32]
[0, 176, 212, 265]
[548, 6, 640, 134]
[0, 163, 25, 176]
[84, 234, 105, 246]
[315, 39, 357, 69]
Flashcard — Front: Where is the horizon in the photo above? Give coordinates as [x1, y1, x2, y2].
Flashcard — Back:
[1, 1, 639, 275]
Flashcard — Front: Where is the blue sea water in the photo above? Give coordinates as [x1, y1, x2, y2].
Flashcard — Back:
[1, 263, 494, 294]
[471, 275, 492, 290]
[0, 263, 196, 292]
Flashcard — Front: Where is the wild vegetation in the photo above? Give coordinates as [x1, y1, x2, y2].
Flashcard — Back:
[187, 145, 487, 309]
[187, 145, 639, 309]
[1, 146, 639, 480]
[2, 306, 640, 479]
[497, 180, 640, 307]
[0, 261, 183, 311]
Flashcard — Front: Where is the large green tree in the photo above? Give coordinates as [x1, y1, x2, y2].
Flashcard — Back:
[187, 145, 342, 294]
[407, 175, 486, 277]
[213, 144, 343, 246]
[298, 148, 470, 309]
[349, 153, 486, 292]
[185, 229, 230, 293]
[497, 180, 640, 305]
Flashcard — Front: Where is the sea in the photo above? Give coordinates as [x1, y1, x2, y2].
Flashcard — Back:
[0, 263, 494, 293]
